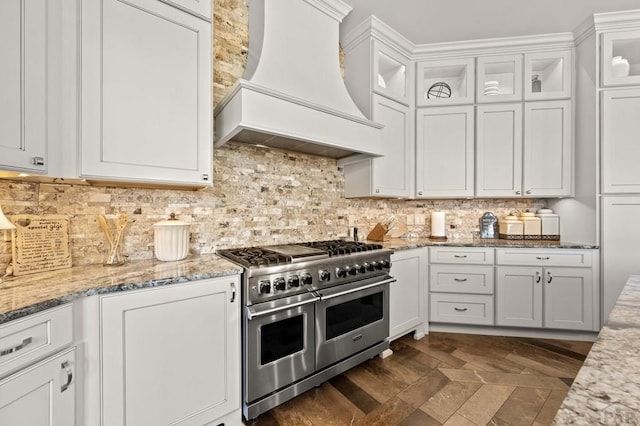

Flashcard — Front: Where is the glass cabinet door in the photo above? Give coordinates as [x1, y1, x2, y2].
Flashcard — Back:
[524, 50, 572, 100]
[601, 30, 640, 87]
[416, 58, 475, 106]
[477, 54, 523, 103]
[373, 41, 410, 104]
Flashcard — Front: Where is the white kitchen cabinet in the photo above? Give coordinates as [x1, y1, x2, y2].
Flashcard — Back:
[0, 0, 48, 174]
[159, 0, 211, 20]
[98, 277, 240, 425]
[416, 105, 474, 198]
[429, 247, 495, 326]
[523, 100, 572, 197]
[524, 50, 572, 101]
[0, 348, 76, 426]
[477, 54, 523, 103]
[495, 249, 598, 331]
[601, 29, 640, 87]
[373, 41, 411, 105]
[476, 103, 523, 197]
[342, 94, 414, 198]
[476, 100, 572, 198]
[389, 248, 427, 340]
[601, 89, 640, 193]
[601, 196, 640, 321]
[80, 0, 212, 186]
[416, 58, 475, 106]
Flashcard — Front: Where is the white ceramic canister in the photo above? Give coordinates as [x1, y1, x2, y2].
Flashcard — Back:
[518, 211, 541, 240]
[612, 56, 630, 78]
[499, 214, 523, 240]
[153, 213, 190, 261]
[536, 208, 560, 241]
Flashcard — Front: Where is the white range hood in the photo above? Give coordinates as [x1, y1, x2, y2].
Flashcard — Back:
[214, 0, 383, 159]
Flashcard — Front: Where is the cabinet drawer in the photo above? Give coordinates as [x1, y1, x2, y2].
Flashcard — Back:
[495, 249, 593, 267]
[430, 264, 494, 294]
[0, 304, 73, 378]
[430, 293, 494, 325]
[430, 247, 494, 264]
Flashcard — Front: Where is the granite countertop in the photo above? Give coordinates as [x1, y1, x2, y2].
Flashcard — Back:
[376, 237, 599, 251]
[0, 255, 242, 325]
[553, 275, 640, 425]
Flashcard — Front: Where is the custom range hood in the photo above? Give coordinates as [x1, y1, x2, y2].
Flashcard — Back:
[214, 0, 383, 159]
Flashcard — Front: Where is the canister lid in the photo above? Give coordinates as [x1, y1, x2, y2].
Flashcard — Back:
[153, 213, 190, 228]
[536, 208, 557, 216]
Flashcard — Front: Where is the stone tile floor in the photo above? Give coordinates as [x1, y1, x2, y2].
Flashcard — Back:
[244, 332, 593, 426]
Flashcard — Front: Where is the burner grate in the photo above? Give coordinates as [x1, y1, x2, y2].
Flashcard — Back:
[300, 240, 383, 256]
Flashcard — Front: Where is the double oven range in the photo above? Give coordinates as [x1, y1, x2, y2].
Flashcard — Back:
[217, 240, 394, 420]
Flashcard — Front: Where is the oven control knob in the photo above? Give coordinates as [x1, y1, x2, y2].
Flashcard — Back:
[381, 260, 391, 269]
[364, 262, 373, 272]
[375, 261, 383, 270]
[358, 264, 367, 274]
[259, 280, 271, 294]
[288, 275, 300, 288]
[349, 265, 358, 275]
[336, 267, 347, 278]
[319, 270, 331, 281]
[273, 277, 286, 291]
[369, 261, 377, 271]
[301, 273, 313, 285]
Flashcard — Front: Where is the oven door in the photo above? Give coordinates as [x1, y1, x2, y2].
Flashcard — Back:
[244, 292, 318, 403]
[315, 275, 394, 370]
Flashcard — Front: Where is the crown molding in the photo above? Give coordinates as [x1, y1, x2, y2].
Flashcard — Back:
[593, 9, 640, 32]
[304, 0, 352, 22]
[341, 15, 415, 58]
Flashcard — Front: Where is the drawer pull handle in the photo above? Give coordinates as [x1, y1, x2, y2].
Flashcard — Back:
[536, 271, 541, 284]
[61, 361, 73, 393]
[536, 256, 550, 260]
[230, 282, 236, 303]
[547, 272, 553, 284]
[454, 307, 468, 312]
[454, 278, 468, 282]
[453, 255, 467, 259]
[0, 337, 32, 357]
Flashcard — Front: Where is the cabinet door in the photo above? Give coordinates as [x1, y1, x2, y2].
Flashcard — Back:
[81, 0, 212, 186]
[0, 0, 47, 174]
[389, 248, 426, 340]
[601, 30, 640, 87]
[477, 54, 523, 103]
[159, 0, 211, 20]
[0, 348, 75, 426]
[543, 267, 593, 331]
[416, 105, 474, 198]
[524, 50, 572, 101]
[496, 266, 543, 328]
[602, 196, 640, 321]
[602, 89, 640, 193]
[523, 100, 572, 197]
[373, 41, 410, 104]
[476, 103, 523, 197]
[100, 277, 240, 425]
[416, 58, 475, 106]
[371, 95, 414, 197]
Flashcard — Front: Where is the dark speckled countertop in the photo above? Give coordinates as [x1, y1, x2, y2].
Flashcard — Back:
[375, 237, 599, 251]
[0, 255, 242, 324]
[0, 239, 599, 325]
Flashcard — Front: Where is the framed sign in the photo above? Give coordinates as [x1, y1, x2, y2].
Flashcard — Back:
[11, 215, 72, 276]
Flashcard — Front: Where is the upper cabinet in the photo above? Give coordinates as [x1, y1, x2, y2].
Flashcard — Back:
[416, 58, 475, 106]
[524, 50, 572, 100]
[80, 0, 212, 186]
[0, 0, 48, 174]
[601, 30, 640, 87]
[374, 42, 411, 104]
[477, 54, 524, 103]
[159, 0, 211, 20]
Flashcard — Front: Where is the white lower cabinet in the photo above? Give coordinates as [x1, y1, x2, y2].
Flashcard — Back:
[429, 247, 495, 326]
[495, 249, 598, 331]
[0, 348, 76, 426]
[389, 248, 427, 340]
[78, 277, 241, 425]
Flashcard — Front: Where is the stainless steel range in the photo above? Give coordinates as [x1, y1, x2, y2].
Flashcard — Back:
[217, 240, 394, 420]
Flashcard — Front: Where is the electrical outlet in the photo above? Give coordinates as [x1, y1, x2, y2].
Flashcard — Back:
[415, 215, 426, 225]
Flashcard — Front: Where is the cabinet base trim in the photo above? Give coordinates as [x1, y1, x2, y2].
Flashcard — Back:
[429, 323, 598, 341]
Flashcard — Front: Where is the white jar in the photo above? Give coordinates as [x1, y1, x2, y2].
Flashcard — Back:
[153, 213, 190, 261]
[612, 56, 630, 77]
[536, 208, 560, 241]
[499, 214, 523, 240]
[518, 211, 541, 240]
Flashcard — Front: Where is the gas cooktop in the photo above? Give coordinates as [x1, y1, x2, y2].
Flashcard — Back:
[217, 240, 384, 268]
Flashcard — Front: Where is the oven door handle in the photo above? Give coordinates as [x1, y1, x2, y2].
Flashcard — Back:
[246, 295, 320, 320]
[319, 277, 396, 301]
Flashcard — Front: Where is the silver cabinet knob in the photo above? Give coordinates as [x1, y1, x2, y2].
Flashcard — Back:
[526, 190, 532, 195]
[515, 190, 521, 195]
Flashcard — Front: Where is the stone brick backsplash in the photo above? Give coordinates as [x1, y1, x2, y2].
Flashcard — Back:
[0, 0, 545, 272]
